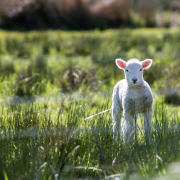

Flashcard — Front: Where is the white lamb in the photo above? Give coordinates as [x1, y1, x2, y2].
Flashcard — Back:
[112, 58, 153, 142]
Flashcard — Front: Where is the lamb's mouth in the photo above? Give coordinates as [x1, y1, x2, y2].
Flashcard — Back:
[132, 82, 137, 84]
[131, 81, 139, 85]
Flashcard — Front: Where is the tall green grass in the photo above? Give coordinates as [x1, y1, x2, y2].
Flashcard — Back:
[0, 93, 180, 179]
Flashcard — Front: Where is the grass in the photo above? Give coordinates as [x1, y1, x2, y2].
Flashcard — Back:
[1, 28, 180, 93]
[0, 94, 180, 179]
[0, 28, 180, 179]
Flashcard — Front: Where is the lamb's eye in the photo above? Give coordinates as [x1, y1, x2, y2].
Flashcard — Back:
[140, 69, 142, 71]
[126, 69, 128, 72]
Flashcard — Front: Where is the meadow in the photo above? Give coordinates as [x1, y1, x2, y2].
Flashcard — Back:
[0, 28, 180, 179]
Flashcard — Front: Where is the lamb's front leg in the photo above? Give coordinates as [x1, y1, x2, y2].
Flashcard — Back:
[144, 106, 153, 143]
[112, 84, 122, 141]
[123, 112, 135, 142]
[112, 105, 122, 141]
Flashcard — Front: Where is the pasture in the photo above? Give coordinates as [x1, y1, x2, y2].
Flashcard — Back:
[0, 28, 180, 179]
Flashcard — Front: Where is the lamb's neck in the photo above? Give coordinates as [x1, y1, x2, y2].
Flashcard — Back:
[127, 81, 144, 90]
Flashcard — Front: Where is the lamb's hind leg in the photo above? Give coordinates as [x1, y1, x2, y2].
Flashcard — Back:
[144, 106, 153, 143]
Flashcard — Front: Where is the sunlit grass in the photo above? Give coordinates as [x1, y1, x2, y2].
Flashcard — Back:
[0, 94, 180, 179]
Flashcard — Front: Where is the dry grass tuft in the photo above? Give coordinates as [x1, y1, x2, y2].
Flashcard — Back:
[59, 66, 98, 93]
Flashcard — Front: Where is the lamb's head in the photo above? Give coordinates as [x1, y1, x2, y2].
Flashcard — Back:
[115, 58, 152, 86]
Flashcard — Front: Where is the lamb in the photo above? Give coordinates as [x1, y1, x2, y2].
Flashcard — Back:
[112, 58, 153, 142]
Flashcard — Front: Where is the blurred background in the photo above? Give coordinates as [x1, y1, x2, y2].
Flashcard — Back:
[0, 0, 180, 30]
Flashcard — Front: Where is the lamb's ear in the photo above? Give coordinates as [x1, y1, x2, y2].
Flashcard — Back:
[142, 59, 152, 69]
[115, 59, 126, 69]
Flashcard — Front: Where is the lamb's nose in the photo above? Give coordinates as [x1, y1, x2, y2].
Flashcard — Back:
[132, 78, 137, 83]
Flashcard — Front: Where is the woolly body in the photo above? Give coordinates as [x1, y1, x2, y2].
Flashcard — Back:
[112, 58, 153, 142]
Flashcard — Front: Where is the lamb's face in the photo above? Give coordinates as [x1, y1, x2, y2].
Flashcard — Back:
[115, 58, 152, 86]
[125, 61, 143, 86]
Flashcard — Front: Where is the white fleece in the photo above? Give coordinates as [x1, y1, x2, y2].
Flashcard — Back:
[112, 58, 153, 142]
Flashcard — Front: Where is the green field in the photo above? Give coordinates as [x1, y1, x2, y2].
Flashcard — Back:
[0, 28, 180, 180]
